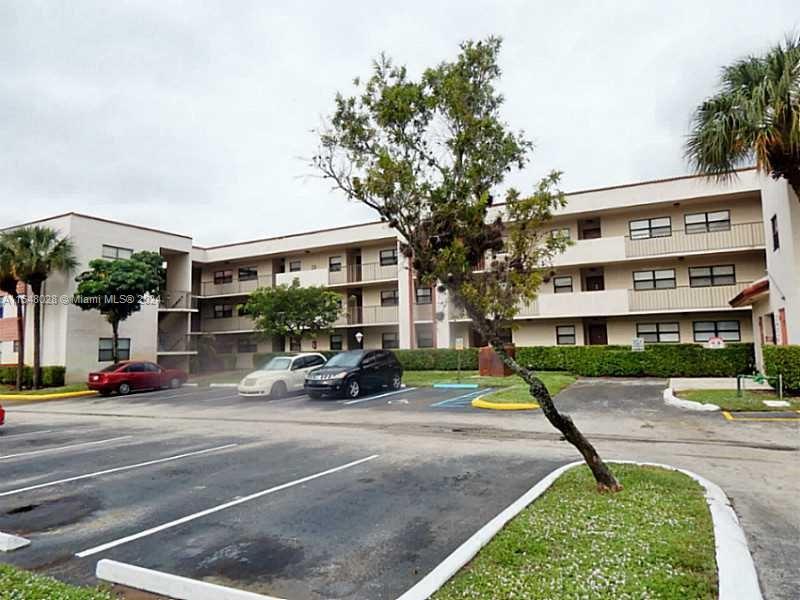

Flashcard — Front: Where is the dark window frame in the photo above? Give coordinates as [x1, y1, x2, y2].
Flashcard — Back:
[632, 268, 677, 290]
[382, 331, 399, 349]
[379, 248, 398, 266]
[213, 270, 233, 285]
[237, 336, 258, 353]
[102, 244, 133, 260]
[628, 216, 672, 240]
[416, 326, 434, 348]
[771, 214, 780, 251]
[289, 337, 301, 352]
[238, 266, 258, 282]
[288, 260, 302, 272]
[380, 289, 399, 306]
[684, 210, 731, 234]
[688, 264, 736, 287]
[329, 256, 343, 272]
[553, 276, 573, 294]
[692, 320, 741, 342]
[415, 286, 432, 305]
[98, 337, 131, 362]
[636, 322, 680, 343]
[329, 334, 343, 351]
[213, 304, 233, 319]
[556, 325, 576, 345]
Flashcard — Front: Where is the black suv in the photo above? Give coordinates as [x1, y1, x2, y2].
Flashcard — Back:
[304, 349, 403, 399]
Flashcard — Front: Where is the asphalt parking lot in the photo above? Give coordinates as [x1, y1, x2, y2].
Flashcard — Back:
[1, 380, 798, 600]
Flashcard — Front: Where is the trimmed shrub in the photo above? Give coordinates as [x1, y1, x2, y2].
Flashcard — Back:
[0, 365, 65, 388]
[763, 345, 800, 393]
[40, 366, 66, 387]
[394, 348, 479, 371]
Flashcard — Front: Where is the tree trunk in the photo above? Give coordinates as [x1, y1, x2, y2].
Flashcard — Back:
[111, 320, 119, 364]
[15, 296, 24, 390]
[31, 282, 42, 389]
[488, 338, 622, 492]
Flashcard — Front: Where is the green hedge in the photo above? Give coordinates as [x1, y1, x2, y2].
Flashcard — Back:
[0, 365, 66, 388]
[515, 344, 754, 377]
[393, 348, 479, 371]
[763, 345, 800, 393]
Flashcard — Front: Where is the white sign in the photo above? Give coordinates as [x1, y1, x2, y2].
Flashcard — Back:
[631, 337, 645, 352]
[705, 336, 726, 349]
[454, 337, 465, 351]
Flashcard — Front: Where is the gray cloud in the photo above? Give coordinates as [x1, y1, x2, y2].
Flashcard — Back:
[2, 1, 798, 244]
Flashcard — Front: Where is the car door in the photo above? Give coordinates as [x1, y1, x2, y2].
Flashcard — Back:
[124, 363, 147, 390]
[145, 362, 164, 388]
[289, 356, 307, 391]
[360, 351, 381, 390]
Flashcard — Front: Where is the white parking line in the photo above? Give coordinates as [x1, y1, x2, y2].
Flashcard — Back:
[76, 454, 380, 558]
[0, 444, 238, 497]
[343, 387, 418, 405]
[0, 436, 132, 461]
[0, 429, 53, 440]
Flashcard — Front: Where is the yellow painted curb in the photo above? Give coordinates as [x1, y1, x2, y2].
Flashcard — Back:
[721, 409, 800, 422]
[472, 397, 540, 411]
[0, 390, 98, 401]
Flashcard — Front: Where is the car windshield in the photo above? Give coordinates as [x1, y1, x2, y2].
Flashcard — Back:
[323, 352, 362, 367]
[261, 357, 293, 371]
[100, 363, 125, 372]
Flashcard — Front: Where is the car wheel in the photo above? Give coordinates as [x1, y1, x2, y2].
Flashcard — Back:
[169, 377, 182, 389]
[308, 391, 322, 400]
[271, 381, 287, 399]
[118, 382, 131, 395]
[345, 378, 360, 399]
[391, 373, 402, 390]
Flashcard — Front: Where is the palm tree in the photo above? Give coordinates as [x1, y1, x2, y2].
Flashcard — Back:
[1, 227, 77, 388]
[0, 245, 25, 390]
[686, 35, 800, 197]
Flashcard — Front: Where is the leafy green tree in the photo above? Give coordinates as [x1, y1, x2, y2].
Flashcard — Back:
[1, 226, 77, 388]
[241, 281, 342, 349]
[687, 35, 800, 197]
[313, 37, 621, 491]
[73, 251, 165, 364]
[0, 246, 25, 390]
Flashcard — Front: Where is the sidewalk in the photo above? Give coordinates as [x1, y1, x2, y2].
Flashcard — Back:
[669, 377, 773, 392]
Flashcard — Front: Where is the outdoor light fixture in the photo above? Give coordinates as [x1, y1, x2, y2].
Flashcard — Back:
[354, 331, 364, 348]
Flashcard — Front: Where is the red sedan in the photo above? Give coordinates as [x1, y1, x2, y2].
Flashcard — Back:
[88, 361, 188, 396]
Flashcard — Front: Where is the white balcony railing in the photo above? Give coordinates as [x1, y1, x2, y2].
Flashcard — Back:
[274, 269, 330, 288]
[159, 290, 196, 309]
[201, 315, 258, 332]
[199, 276, 272, 297]
[624, 222, 764, 258]
[334, 304, 399, 326]
[551, 236, 627, 267]
[328, 262, 399, 285]
[628, 282, 750, 312]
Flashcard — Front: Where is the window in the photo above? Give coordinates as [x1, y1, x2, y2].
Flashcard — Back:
[237, 337, 258, 353]
[636, 322, 680, 343]
[415, 286, 432, 305]
[213, 270, 233, 285]
[556, 325, 576, 345]
[330, 334, 343, 351]
[306, 355, 326, 367]
[379, 248, 398, 266]
[380, 289, 399, 306]
[329, 256, 343, 272]
[416, 326, 433, 348]
[628, 217, 672, 240]
[771, 215, 780, 251]
[289, 337, 301, 352]
[238, 266, 258, 282]
[102, 244, 133, 260]
[216, 337, 235, 354]
[382, 332, 399, 349]
[685, 210, 730, 234]
[213, 304, 233, 318]
[632, 269, 676, 290]
[689, 265, 735, 287]
[553, 276, 573, 294]
[289, 260, 302, 272]
[693, 320, 741, 342]
[98, 338, 130, 361]
[550, 228, 571, 239]
[13, 340, 19, 353]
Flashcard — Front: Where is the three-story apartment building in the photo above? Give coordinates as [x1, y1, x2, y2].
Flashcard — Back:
[1, 168, 797, 382]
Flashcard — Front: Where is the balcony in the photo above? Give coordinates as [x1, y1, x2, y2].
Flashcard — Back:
[159, 290, 196, 310]
[334, 304, 399, 326]
[328, 262, 399, 285]
[200, 315, 258, 333]
[537, 289, 630, 317]
[624, 222, 764, 258]
[157, 334, 197, 354]
[199, 276, 271, 297]
[628, 282, 750, 312]
[550, 236, 627, 267]
[274, 269, 329, 288]
[413, 303, 434, 322]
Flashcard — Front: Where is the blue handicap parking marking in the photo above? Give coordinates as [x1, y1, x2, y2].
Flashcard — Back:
[431, 388, 493, 408]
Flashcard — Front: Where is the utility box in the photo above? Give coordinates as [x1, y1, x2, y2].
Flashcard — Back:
[479, 344, 515, 377]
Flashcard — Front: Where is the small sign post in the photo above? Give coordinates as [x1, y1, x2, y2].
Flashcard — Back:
[631, 337, 645, 352]
[455, 337, 465, 382]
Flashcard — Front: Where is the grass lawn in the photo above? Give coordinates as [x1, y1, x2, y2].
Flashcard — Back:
[403, 370, 576, 401]
[434, 464, 717, 600]
[188, 370, 250, 386]
[676, 389, 800, 412]
[0, 564, 116, 599]
[0, 383, 89, 396]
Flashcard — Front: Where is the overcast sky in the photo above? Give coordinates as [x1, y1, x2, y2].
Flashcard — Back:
[2, 1, 797, 246]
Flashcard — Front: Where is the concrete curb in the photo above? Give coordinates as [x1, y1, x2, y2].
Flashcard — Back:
[663, 387, 720, 411]
[208, 383, 238, 388]
[0, 390, 97, 401]
[96, 559, 286, 600]
[397, 460, 762, 600]
[0, 531, 30, 552]
[471, 397, 540, 410]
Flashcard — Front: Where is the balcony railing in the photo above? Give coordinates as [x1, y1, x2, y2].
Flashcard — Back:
[199, 276, 272, 297]
[413, 303, 434, 322]
[157, 334, 196, 353]
[328, 262, 398, 285]
[200, 315, 258, 332]
[624, 222, 764, 258]
[159, 290, 196, 309]
[628, 282, 750, 311]
[334, 304, 399, 326]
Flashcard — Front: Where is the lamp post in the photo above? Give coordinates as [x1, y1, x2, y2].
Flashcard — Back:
[354, 331, 364, 349]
